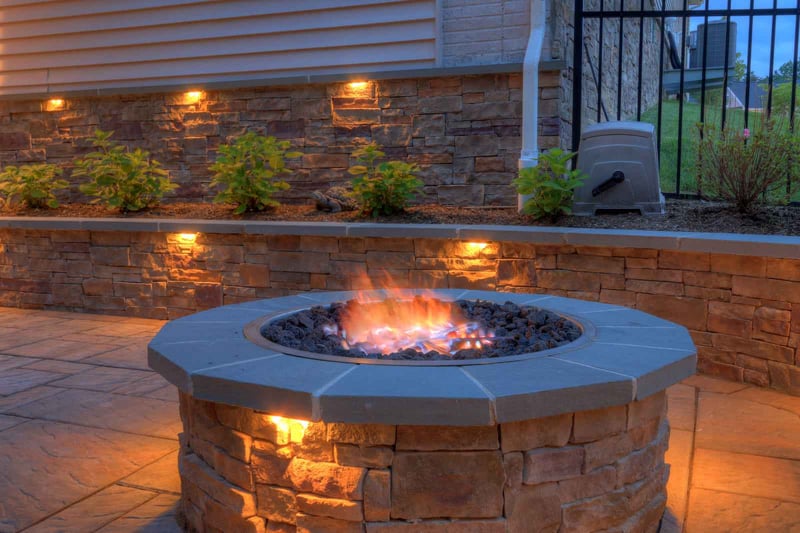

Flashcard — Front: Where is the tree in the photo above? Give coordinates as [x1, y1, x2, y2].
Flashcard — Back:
[773, 61, 799, 85]
[733, 53, 759, 82]
[768, 61, 800, 118]
[734, 52, 747, 82]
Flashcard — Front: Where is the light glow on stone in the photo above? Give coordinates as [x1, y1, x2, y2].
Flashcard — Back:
[269, 415, 310, 443]
[178, 233, 198, 244]
[45, 98, 65, 111]
[465, 242, 489, 252]
[184, 91, 203, 104]
[345, 81, 372, 97]
[462, 242, 492, 258]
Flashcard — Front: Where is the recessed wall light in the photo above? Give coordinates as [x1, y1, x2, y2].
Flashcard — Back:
[45, 98, 65, 111]
[178, 233, 198, 244]
[184, 91, 203, 104]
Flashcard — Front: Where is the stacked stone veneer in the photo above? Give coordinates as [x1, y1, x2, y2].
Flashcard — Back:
[179, 390, 668, 533]
[1, 227, 798, 394]
[0, 72, 563, 207]
[442, 0, 530, 66]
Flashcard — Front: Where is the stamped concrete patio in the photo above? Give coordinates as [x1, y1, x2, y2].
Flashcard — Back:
[0, 308, 798, 532]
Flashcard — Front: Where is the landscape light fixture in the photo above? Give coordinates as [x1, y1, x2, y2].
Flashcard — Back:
[45, 98, 65, 111]
[184, 91, 203, 104]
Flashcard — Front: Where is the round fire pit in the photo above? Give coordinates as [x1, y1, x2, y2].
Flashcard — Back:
[149, 290, 696, 532]
[257, 295, 584, 362]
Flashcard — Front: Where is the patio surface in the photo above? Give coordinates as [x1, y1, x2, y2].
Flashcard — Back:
[0, 308, 798, 532]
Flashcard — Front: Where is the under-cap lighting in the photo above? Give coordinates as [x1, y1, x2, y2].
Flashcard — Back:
[184, 91, 203, 104]
[461, 241, 492, 259]
[269, 415, 310, 444]
[345, 81, 372, 97]
[178, 233, 197, 244]
[45, 98, 65, 111]
[465, 242, 489, 252]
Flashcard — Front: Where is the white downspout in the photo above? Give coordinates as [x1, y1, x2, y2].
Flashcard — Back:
[517, 0, 547, 212]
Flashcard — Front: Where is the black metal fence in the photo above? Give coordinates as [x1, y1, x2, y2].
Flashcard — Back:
[572, 0, 800, 197]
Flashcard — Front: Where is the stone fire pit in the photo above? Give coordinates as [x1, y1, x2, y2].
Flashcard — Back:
[149, 290, 696, 532]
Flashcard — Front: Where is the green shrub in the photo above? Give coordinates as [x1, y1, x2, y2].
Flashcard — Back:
[210, 132, 301, 214]
[0, 163, 68, 209]
[696, 120, 800, 213]
[348, 143, 423, 216]
[513, 148, 586, 220]
[74, 129, 175, 212]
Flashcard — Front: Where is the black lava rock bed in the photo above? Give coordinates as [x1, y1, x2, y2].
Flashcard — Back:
[262, 297, 582, 361]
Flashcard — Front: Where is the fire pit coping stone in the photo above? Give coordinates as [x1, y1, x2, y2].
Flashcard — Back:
[148, 289, 696, 426]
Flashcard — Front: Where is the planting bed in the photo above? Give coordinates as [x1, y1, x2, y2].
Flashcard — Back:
[5, 199, 800, 235]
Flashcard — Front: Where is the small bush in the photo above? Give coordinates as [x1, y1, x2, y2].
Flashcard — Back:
[0, 163, 68, 209]
[348, 143, 423, 216]
[210, 132, 302, 214]
[75, 129, 175, 212]
[513, 148, 586, 220]
[696, 120, 800, 213]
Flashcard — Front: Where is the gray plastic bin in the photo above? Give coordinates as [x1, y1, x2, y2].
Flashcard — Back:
[573, 121, 665, 216]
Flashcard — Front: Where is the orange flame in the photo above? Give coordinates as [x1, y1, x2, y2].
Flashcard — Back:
[335, 289, 493, 355]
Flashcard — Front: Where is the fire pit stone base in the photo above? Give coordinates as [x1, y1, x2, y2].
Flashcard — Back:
[152, 291, 693, 532]
[178, 390, 668, 532]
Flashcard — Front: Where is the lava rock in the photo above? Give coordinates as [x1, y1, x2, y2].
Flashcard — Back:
[262, 298, 582, 361]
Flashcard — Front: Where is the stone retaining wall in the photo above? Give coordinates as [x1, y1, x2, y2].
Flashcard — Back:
[0, 72, 561, 207]
[178, 390, 668, 532]
[1, 223, 799, 395]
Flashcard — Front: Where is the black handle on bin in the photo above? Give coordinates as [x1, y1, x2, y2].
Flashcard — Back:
[591, 171, 625, 197]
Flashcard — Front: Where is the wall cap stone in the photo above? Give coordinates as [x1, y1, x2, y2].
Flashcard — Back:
[149, 290, 696, 425]
[3, 217, 800, 259]
[0, 63, 565, 101]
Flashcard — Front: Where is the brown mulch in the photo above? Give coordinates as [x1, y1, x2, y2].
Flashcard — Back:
[4, 200, 800, 236]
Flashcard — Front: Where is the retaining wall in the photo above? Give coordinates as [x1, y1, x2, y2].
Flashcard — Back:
[0, 72, 564, 208]
[1, 219, 799, 395]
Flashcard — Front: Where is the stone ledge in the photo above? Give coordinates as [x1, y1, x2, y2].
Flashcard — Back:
[0, 62, 565, 100]
[148, 290, 696, 425]
[2, 217, 799, 259]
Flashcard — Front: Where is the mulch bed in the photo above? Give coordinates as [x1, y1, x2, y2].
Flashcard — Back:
[3, 200, 800, 236]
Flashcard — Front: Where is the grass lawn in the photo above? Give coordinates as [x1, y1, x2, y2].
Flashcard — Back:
[641, 100, 799, 201]
[641, 100, 749, 196]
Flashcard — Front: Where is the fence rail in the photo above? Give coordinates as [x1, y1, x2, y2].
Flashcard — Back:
[572, 0, 800, 198]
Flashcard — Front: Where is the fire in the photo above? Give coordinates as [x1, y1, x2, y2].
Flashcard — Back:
[330, 293, 494, 356]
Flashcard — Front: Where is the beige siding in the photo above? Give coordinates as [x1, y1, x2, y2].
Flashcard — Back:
[0, 0, 437, 96]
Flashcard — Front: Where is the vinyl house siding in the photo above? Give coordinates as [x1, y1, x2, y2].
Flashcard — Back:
[0, 0, 438, 96]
